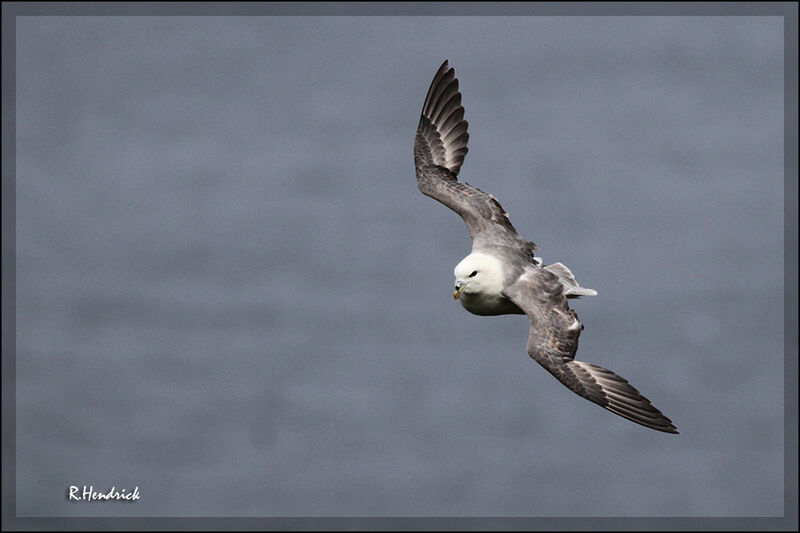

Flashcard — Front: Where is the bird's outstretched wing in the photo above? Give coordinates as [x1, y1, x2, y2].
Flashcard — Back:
[503, 270, 679, 434]
[414, 60, 536, 256]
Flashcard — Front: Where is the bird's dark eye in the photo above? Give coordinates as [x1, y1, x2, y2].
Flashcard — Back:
[469, 271, 478, 278]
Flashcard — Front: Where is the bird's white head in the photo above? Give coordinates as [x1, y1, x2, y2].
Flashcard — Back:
[453, 252, 506, 300]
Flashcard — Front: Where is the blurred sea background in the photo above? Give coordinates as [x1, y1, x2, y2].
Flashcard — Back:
[15, 16, 784, 516]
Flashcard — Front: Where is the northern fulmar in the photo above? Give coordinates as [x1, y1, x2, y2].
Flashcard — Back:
[413, 60, 678, 434]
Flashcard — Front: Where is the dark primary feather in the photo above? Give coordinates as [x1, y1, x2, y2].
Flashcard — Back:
[414, 60, 537, 258]
[503, 271, 679, 434]
[415, 60, 469, 175]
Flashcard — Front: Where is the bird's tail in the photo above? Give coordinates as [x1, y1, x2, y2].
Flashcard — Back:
[540, 261, 598, 298]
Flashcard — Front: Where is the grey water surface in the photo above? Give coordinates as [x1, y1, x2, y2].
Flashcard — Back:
[15, 16, 783, 516]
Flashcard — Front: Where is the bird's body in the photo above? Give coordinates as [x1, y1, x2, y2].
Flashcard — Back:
[413, 60, 678, 434]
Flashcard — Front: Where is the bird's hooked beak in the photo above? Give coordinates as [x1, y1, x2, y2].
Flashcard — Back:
[454, 280, 464, 299]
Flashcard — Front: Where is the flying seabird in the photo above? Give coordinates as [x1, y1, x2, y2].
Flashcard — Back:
[413, 60, 678, 434]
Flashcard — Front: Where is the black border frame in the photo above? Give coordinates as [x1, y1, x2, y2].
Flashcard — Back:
[2, 2, 797, 530]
